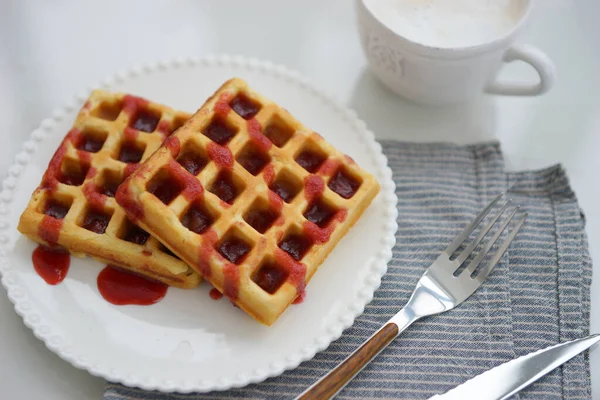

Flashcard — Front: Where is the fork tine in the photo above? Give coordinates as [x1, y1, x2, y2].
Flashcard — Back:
[472, 213, 528, 282]
[454, 200, 512, 266]
[445, 193, 504, 255]
[461, 206, 520, 277]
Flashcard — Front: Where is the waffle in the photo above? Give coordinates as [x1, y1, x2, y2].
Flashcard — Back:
[17, 90, 201, 288]
[117, 78, 380, 324]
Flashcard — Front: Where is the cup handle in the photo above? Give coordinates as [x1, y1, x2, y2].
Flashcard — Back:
[486, 44, 556, 96]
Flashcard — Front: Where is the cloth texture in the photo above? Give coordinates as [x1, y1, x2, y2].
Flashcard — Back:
[105, 141, 593, 400]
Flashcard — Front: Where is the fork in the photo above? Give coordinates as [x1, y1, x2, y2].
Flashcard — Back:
[297, 193, 527, 400]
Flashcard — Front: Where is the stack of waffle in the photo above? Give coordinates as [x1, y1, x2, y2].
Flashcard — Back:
[18, 78, 379, 325]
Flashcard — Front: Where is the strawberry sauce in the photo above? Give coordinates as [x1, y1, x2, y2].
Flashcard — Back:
[32, 245, 70, 285]
[97, 266, 167, 306]
[209, 288, 223, 300]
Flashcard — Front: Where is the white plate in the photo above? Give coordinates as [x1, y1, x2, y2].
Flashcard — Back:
[0, 55, 397, 393]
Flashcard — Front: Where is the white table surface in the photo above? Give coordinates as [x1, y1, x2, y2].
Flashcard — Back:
[1, 0, 599, 399]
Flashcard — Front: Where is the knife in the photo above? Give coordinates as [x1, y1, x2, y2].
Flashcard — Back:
[430, 334, 600, 400]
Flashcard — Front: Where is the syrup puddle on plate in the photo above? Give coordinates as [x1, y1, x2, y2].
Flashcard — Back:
[209, 287, 223, 300]
[97, 266, 168, 306]
[32, 245, 70, 285]
[32, 247, 305, 307]
[32, 246, 168, 306]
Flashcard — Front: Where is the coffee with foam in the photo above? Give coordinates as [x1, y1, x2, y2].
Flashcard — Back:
[364, 0, 527, 49]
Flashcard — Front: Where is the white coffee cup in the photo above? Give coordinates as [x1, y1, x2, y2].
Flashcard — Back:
[356, 0, 556, 105]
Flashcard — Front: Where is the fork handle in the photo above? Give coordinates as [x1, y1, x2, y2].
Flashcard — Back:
[296, 323, 399, 400]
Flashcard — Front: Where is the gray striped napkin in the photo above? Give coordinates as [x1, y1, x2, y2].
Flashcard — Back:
[105, 141, 592, 400]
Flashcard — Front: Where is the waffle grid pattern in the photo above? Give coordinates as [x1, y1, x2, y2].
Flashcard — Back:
[117, 78, 379, 324]
[17, 90, 200, 288]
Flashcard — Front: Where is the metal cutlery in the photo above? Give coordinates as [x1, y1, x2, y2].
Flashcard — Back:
[431, 333, 600, 400]
[297, 193, 527, 400]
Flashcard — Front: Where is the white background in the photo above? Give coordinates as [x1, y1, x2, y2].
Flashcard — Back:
[1, 0, 599, 399]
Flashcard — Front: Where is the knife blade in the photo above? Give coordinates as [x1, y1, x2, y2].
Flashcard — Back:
[430, 334, 600, 400]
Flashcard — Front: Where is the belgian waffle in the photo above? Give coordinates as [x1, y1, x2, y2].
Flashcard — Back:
[17, 90, 201, 288]
[117, 78, 380, 324]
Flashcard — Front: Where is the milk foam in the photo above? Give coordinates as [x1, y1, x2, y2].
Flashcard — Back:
[364, 0, 526, 48]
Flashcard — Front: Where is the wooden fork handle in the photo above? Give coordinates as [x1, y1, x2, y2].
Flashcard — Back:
[297, 323, 399, 400]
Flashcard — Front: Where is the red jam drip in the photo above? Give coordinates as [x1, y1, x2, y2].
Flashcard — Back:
[123, 127, 139, 142]
[218, 237, 251, 264]
[223, 262, 240, 300]
[328, 169, 360, 199]
[209, 288, 223, 300]
[82, 101, 92, 112]
[164, 136, 181, 158]
[41, 128, 80, 190]
[214, 93, 234, 119]
[181, 205, 213, 234]
[303, 208, 347, 244]
[304, 175, 325, 203]
[247, 119, 271, 152]
[244, 208, 278, 234]
[78, 151, 93, 169]
[268, 190, 284, 213]
[39, 200, 69, 245]
[83, 209, 111, 234]
[292, 289, 306, 304]
[202, 118, 237, 145]
[318, 158, 341, 177]
[122, 95, 149, 117]
[77, 135, 105, 153]
[270, 178, 299, 203]
[32, 245, 70, 285]
[131, 110, 160, 133]
[167, 160, 204, 201]
[263, 119, 293, 147]
[119, 142, 144, 163]
[304, 221, 332, 244]
[279, 233, 312, 261]
[82, 182, 107, 210]
[177, 151, 208, 176]
[124, 224, 150, 245]
[209, 171, 238, 204]
[97, 266, 167, 306]
[296, 150, 326, 173]
[275, 248, 306, 294]
[198, 229, 218, 277]
[230, 94, 261, 119]
[142, 249, 152, 256]
[253, 263, 288, 294]
[116, 181, 144, 222]
[237, 147, 269, 176]
[39, 216, 63, 245]
[262, 164, 275, 186]
[39, 215, 63, 245]
[207, 142, 234, 169]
